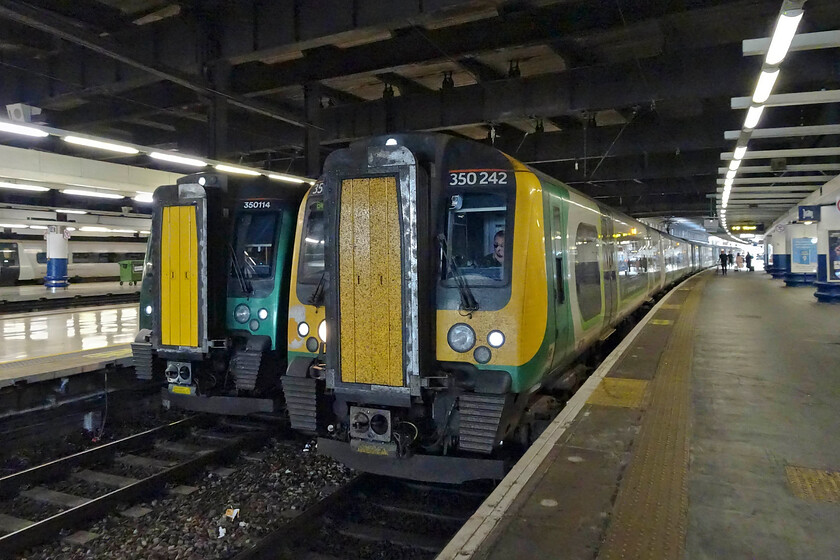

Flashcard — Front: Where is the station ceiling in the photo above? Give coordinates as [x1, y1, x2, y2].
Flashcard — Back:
[0, 0, 838, 228]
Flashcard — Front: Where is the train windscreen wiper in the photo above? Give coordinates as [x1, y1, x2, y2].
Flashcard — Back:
[308, 269, 327, 308]
[228, 242, 253, 295]
[437, 233, 478, 313]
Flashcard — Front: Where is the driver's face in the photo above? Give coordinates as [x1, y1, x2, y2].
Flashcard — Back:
[494, 236, 504, 262]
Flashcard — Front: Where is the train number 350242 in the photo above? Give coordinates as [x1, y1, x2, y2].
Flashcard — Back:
[448, 170, 508, 186]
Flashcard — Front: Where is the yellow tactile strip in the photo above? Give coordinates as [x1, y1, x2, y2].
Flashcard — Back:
[587, 378, 649, 409]
[598, 274, 707, 560]
[785, 466, 840, 503]
[650, 319, 673, 325]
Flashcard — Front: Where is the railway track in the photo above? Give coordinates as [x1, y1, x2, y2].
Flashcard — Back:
[0, 291, 140, 314]
[0, 414, 272, 557]
[234, 473, 495, 560]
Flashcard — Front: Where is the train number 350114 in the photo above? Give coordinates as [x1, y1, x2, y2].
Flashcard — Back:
[448, 170, 508, 186]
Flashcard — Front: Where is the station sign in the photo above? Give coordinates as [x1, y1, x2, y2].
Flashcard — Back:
[730, 223, 764, 233]
[798, 205, 821, 222]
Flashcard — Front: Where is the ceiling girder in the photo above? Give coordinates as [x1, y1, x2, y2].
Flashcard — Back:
[0, 0, 309, 128]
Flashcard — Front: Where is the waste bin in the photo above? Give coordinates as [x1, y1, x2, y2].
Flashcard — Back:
[119, 260, 144, 286]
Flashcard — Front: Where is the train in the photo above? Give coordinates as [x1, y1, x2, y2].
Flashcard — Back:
[134, 133, 718, 483]
[132, 173, 306, 414]
[0, 238, 147, 286]
[283, 133, 718, 483]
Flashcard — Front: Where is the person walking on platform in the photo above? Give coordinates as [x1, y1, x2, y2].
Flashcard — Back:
[746, 252, 753, 271]
[727, 251, 734, 269]
[736, 252, 744, 271]
[719, 250, 728, 275]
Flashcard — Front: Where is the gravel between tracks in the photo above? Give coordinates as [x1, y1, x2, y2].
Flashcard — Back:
[16, 437, 353, 560]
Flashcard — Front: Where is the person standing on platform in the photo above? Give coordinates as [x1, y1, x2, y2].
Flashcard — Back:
[719, 250, 728, 275]
[728, 251, 734, 269]
[736, 252, 744, 271]
[746, 252, 753, 271]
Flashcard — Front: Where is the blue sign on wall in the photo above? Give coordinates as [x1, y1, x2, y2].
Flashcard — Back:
[791, 237, 817, 272]
[798, 205, 821, 222]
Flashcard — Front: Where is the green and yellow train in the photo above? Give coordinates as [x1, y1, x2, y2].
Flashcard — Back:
[132, 173, 305, 414]
[284, 133, 716, 482]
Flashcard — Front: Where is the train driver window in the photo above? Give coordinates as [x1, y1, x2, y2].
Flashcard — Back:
[299, 201, 325, 284]
[0, 243, 17, 265]
[232, 212, 279, 279]
[445, 192, 508, 283]
[575, 223, 602, 322]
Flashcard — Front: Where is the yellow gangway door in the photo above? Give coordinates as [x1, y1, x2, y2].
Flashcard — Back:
[338, 177, 404, 387]
[160, 205, 199, 347]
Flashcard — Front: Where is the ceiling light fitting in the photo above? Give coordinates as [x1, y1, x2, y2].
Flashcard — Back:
[214, 164, 261, 176]
[63, 189, 126, 200]
[150, 152, 207, 167]
[64, 136, 139, 155]
[0, 121, 49, 138]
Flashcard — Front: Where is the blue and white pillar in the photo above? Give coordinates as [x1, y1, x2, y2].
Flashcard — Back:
[783, 222, 818, 287]
[815, 202, 840, 303]
[767, 227, 789, 279]
[44, 225, 69, 289]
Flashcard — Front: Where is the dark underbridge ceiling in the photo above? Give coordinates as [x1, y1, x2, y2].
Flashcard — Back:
[0, 0, 838, 219]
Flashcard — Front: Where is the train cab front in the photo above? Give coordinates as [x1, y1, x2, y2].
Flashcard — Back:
[132, 173, 304, 415]
[301, 134, 540, 483]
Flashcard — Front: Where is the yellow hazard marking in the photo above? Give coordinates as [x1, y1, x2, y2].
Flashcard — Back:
[785, 466, 840, 503]
[660, 304, 682, 309]
[587, 378, 649, 409]
[84, 349, 132, 360]
[650, 319, 673, 325]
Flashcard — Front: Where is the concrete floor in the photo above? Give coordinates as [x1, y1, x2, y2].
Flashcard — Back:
[687, 270, 840, 559]
[0, 281, 139, 303]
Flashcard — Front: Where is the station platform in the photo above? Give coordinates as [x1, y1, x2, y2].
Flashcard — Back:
[440, 268, 840, 560]
[0, 281, 140, 313]
[0, 305, 136, 388]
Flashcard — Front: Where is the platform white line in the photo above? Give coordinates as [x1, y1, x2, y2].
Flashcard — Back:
[436, 272, 705, 560]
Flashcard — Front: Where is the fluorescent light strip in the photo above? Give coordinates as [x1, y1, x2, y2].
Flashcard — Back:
[64, 136, 139, 155]
[0, 223, 27, 228]
[0, 121, 49, 138]
[214, 164, 261, 176]
[728, 159, 741, 171]
[134, 192, 154, 203]
[726, 169, 736, 180]
[743, 105, 765, 129]
[752, 69, 780, 104]
[63, 189, 126, 200]
[733, 146, 748, 160]
[0, 181, 50, 192]
[55, 208, 88, 214]
[150, 151, 207, 167]
[268, 173, 306, 184]
[765, 9, 804, 66]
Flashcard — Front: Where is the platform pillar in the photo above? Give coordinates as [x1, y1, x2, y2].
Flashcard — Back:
[814, 202, 840, 302]
[44, 225, 70, 290]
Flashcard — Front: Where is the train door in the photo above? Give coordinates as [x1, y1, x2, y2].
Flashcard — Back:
[600, 217, 617, 326]
[0, 242, 20, 285]
[549, 199, 571, 366]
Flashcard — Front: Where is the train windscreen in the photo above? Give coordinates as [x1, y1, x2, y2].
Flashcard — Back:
[443, 192, 508, 284]
[298, 200, 325, 284]
[231, 212, 279, 280]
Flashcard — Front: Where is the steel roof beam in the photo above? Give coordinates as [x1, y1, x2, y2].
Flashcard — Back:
[715, 176, 832, 184]
[721, 147, 840, 159]
[716, 163, 840, 173]
[0, 0, 309, 128]
[743, 29, 840, 56]
[731, 89, 840, 109]
[724, 124, 840, 140]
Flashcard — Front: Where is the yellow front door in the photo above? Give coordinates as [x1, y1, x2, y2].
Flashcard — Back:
[160, 205, 198, 347]
[338, 177, 403, 386]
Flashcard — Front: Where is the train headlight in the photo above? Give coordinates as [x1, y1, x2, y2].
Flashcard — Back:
[447, 323, 476, 353]
[488, 330, 505, 348]
[318, 320, 327, 342]
[297, 322, 310, 337]
[144, 305, 153, 315]
[474, 346, 492, 364]
[234, 304, 250, 324]
[258, 308, 268, 320]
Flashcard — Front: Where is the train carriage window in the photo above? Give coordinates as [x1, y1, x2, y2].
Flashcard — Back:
[232, 212, 279, 279]
[36, 252, 47, 264]
[299, 201, 325, 284]
[444, 192, 508, 284]
[72, 252, 93, 263]
[574, 223, 602, 322]
[0, 243, 18, 265]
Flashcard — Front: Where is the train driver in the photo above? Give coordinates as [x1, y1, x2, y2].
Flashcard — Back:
[476, 230, 505, 267]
